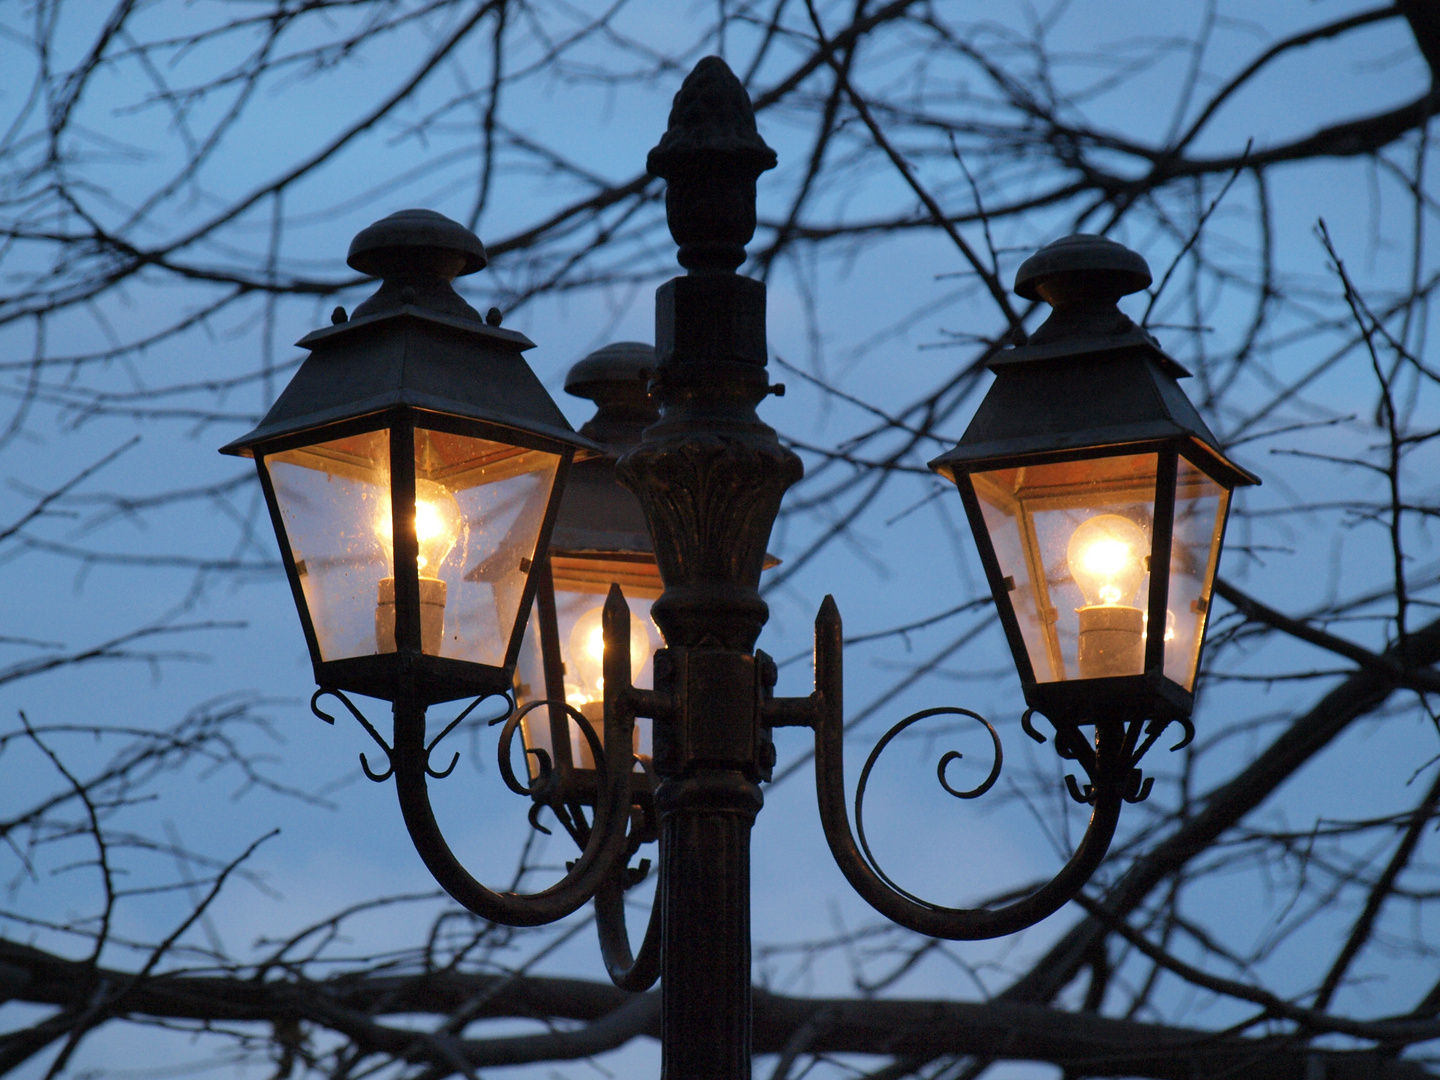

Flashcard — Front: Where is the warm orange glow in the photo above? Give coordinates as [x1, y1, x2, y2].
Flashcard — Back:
[565, 603, 652, 706]
[1067, 514, 1147, 607]
[375, 478, 463, 572]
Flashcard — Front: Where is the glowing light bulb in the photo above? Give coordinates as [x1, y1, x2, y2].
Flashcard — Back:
[1067, 513, 1149, 679]
[373, 479, 463, 656]
[375, 479, 463, 573]
[565, 603, 651, 706]
[1067, 513, 1147, 608]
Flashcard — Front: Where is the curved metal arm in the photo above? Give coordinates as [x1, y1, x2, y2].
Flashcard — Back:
[390, 586, 640, 927]
[809, 595, 1125, 940]
[592, 585, 662, 990]
[594, 851, 662, 991]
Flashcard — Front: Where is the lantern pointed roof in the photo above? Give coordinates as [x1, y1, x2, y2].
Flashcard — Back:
[221, 210, 595, 457]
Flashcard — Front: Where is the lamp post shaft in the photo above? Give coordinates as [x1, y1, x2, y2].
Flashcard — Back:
[619, 56, 800, 1078]
[657, 776, 761, 1079]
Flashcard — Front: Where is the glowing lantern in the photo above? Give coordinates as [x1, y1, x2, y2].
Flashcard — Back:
[221, 210, 595, 705]
[930, 236, 1258, 721]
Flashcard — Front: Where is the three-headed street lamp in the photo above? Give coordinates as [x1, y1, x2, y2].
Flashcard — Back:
[223, 57, 1256, 1079]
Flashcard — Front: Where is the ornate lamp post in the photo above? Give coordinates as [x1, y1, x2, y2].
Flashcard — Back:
[231, 58, 1255, 1080]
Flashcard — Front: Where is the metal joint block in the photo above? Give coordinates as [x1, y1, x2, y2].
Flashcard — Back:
[652, 647, 775, 780]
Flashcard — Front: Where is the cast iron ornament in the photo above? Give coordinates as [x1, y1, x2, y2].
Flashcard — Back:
[261, 62, 1246, 1080]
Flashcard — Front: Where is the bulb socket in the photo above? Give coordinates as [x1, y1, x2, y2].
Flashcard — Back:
[376, 576, 448, 655]
[1076, 604, 1144, 678]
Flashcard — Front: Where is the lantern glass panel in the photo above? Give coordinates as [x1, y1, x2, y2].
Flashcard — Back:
[516, 559, 660, 779]
[267, 429, 392, 662]
[973, 452, 1159, 683]
[416, 427, 560, 667]
[1163, 457, 1229, 690]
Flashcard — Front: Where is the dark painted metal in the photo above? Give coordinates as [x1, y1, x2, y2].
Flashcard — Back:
[239, 66, 1250, 1080]
[928, 235, 1257, 489]
[616, 56, 799, 1080]
[534, 562, 574, 780]
[219, 208, 591, 457]
[930, 234, 1260, 725]
[783, 597, 1133, 939]
[225, 209, 592, 706]
[1013, 233, 1151, 305]
[552, 342, 659, 556]
[595, 585, 665, 992]
[386, 684, 635, 925]
[1143, 447, 1180, 675]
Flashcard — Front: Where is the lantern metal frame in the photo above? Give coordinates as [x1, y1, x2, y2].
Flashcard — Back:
[946, 439, 1237, 723]
[930, 234, 1258, 728]
[512, 344, 665, 879]
[235, 63, 1260, 1080]
[223, 210, 596, 707]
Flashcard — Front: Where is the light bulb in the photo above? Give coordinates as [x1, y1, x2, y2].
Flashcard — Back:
[375, 478, 464, 574]
[565, 603, 651, 706]
[373, 478, 463, 656]
[1067, 513, 1149, 679]
[1067, 513, 1147, 607]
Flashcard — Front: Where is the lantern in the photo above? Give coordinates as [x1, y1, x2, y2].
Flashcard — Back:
[930, 235, 1258, 722]
[513, 343, 664, 800]
[221, 210, 595, 706]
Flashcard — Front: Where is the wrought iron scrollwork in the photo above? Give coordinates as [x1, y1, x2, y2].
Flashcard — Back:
[789, 595, 1199, 939]
[1021, 707, 1193, 806]
[802, 594, 1130, 940]
[492, 698, 619, 844]
[308, 586, 663, 954]
[311, 687, 395, 782]
[312, 687, 510, 783]
[852, 707, 1004, 909]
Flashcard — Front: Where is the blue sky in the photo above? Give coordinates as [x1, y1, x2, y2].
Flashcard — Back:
[0, 2, 1436, 1077]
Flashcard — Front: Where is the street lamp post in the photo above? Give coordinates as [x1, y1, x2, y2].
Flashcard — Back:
[226, 56, 1256, 1080]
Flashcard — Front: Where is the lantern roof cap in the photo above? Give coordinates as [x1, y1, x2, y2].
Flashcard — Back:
[220, 211, 596, 459]
[348, 208, 487, 277]
[999, 235, 1189, 380]
[931, 236, 1258, 489]
[565, 342, 658, 445]
[1014, 234, 1150, 304]
[342, 209, 491, 322]
[551, 343, 658, 557]
[565, 341, 654, 401]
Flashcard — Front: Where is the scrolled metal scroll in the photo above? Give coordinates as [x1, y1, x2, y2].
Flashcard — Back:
[589, 587, 662, 991]
[852, 706, 1003, 910]
[807, 595, 1127, 940]
[338, 587, 641, 928]
[312, 688, 395, 782]
[1023, 707, 1189, 806]
[493, 699, 605, 800]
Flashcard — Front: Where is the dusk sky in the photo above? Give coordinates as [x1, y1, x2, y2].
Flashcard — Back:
[0, 3, 1435, 1077]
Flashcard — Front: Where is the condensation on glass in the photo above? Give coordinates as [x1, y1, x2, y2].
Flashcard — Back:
[515, 557, 660, 779]
[265, 426, 560, 666]
[974, 452, 1159, 684]
[973, 450, 1228, 691]
[1165, 457, 1228, 690]
[267, 429, 393, 662]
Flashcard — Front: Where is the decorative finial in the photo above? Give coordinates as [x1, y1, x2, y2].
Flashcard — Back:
[647, 57, 776, 273]
[346, 209, 487, 321]
[1015, 235, 1153, 346]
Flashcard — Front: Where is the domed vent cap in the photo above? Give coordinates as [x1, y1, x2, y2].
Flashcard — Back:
[1014, 234, 1151, 306]
[345, 209, 488, 321]
[566, 341, 658, 447]
[347, 208, 487, 278]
